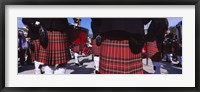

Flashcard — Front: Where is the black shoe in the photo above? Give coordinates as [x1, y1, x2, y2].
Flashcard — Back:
[79, 62, 83, 65]
[75, 62, 83, 66]
[175, 63, 182, 67]
[20, 62, 25, 66]
[153, 66, 156, 71]
[94, 70, 100, 74]
[75, 63, 80, 66]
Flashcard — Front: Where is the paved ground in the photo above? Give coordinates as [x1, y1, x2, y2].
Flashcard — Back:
[18, 55, 182, 74]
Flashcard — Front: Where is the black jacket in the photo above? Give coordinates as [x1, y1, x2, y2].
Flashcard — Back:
[22, 18, 69, 32]
[146, 18, 168, 42]
[147, 18, 169, 52]
[91, 18, 152, 54]
[91, 18, 151, 36]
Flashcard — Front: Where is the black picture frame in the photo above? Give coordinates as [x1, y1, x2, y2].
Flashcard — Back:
[0, 0, 199, 92]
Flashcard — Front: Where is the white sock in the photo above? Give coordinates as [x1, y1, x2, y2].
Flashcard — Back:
[94, 56, 100, 71]
[34, 60, 44, 74]
[74, 53, 79, 63]
[44, 66, 54, 74]
[167, 54, 171, 61]
[170, 54, 173, 61]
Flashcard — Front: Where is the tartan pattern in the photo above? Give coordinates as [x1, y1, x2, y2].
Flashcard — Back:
[33, 31, 71, 65]
[92, 39, 100, 56]
[147, 41, 161, 61]
[82, 45, 90, 55]
[72, 45, 82, 53]
[99, 38, 143, 74]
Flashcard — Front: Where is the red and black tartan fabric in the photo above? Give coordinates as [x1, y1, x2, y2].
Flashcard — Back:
[99, 38, 143, 74]
[82, 45, 90, 55]
[92, 39, 100, 56]
[32, 31, 71, 65]
[72, 45, 82, 53]
[147, 40, 162, 61]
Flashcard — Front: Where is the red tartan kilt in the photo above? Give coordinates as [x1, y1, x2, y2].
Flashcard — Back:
[99, 38, 143, 74]
[33, 31, 71, 65]
[82, 45, 90, 55]
[92, 39, 100, 56]
[147, 41, 161, 61]
[72, 45, 82, 53]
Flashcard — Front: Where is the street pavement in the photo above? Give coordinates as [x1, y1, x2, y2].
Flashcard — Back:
[18, 55, 182, 74]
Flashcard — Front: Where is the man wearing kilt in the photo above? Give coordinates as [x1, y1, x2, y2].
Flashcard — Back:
[163, 30, 175, 63]
[18, 28, 28, 66]
[91, 18, 151, 74]
[91, 20, 101, 74]
[91, 39, 100, 74]
[69, 18, 89, 66]
[174, 21, 182, 67]
[70, 18, 82, 66]
[146, 18, 169, 74]
[22, 18, 71, 74]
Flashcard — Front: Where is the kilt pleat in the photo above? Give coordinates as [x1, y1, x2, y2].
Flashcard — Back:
[92, 39, 100, 56]
[99, 38, 143, 74]
[147, 41, 161, 61]
[33, 31, 71, 65]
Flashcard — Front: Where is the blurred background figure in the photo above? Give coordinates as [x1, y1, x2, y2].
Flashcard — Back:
[163, 29, 178, 63]
[18, 28, 29, 66]
[91, 39, 100, 74]
[91, 20, 101, 74]
[69, 18, 91, 66]
[146, 18, 169, 74]
[73, 18, 81, 30]
[174, 21, 182, 67]
[72, 18, 82, 66]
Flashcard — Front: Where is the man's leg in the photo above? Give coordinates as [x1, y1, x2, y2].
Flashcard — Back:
[34, 60, 44, 74]
[93, 56, 100, 74]
[152, 61, 161, 74]
[74, 52, 82, 66]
